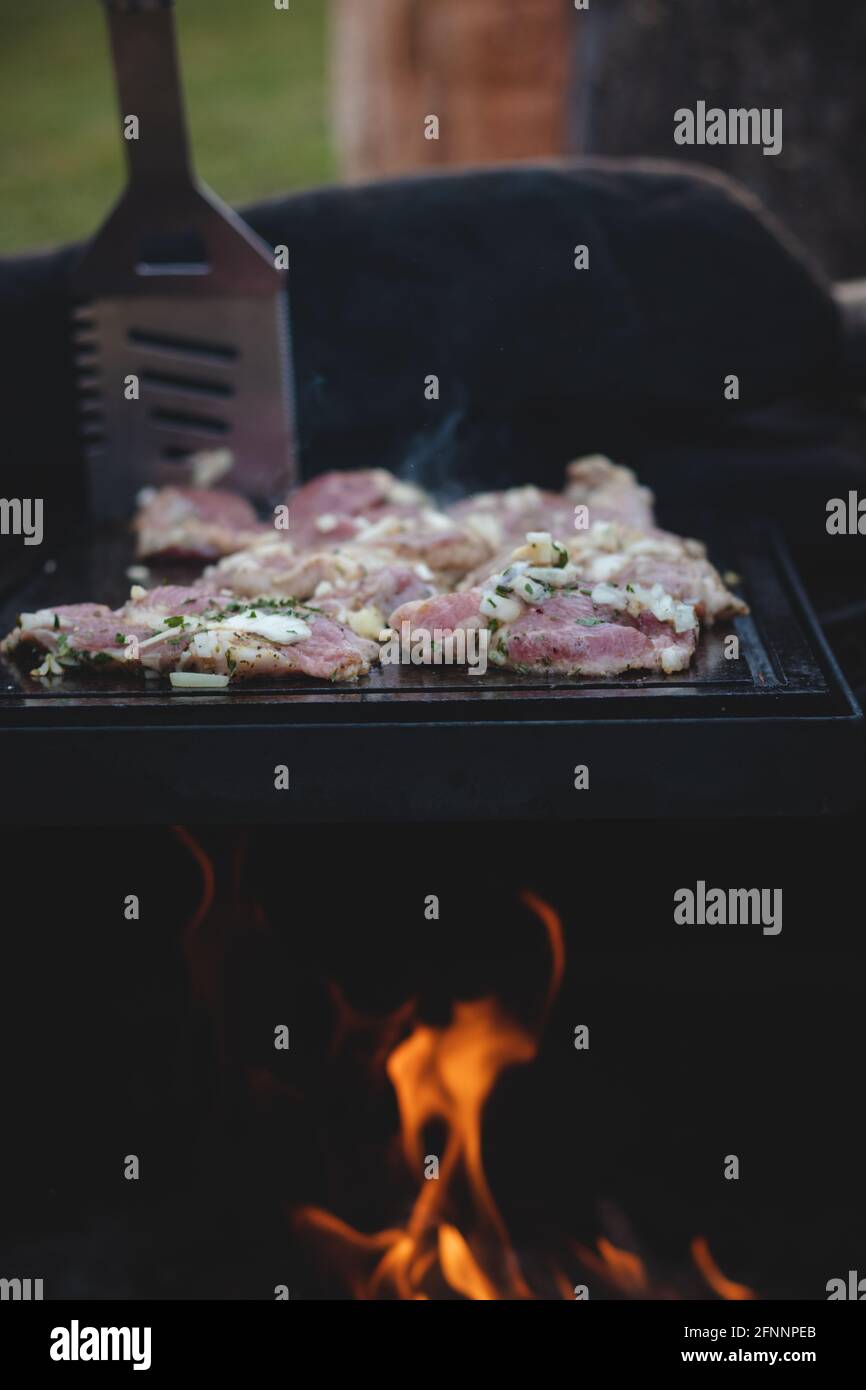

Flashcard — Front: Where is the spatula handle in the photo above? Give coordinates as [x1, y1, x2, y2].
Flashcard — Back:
[101, 0, 193, 187]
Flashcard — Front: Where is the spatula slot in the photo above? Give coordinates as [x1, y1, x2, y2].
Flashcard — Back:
[135, 229, 210, 278]
[128, 328, 238, 362]
[150, 408, 229, 435]
[140, 370, 233, 399]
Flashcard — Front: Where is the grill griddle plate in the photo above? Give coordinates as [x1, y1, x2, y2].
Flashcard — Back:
[0, 525, 861, 822]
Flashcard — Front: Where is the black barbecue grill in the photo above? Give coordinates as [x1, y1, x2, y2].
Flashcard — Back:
[1, 511, 861, 823]
[2, 156, 865, 823]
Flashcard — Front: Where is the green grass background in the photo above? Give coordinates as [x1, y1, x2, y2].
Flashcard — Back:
[0, 0, 336, 254]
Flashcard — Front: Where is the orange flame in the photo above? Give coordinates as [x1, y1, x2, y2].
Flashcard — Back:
[294, 893, 560, 1299]
[574, 1237, 650, 1295]
[295, 995, 542, 1297]
[167, 842, 757, 1303]
[290, 892, 756, 1301]
[691, 1236, 756, 1301]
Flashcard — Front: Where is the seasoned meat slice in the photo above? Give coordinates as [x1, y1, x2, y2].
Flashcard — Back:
[391, 588, 695, 677]
[4, 585, 379, 684]
[286, 469, 431, 550]
[451, 456, 655, 562]
[563, 455, 656, 531]
[565, 523, 748, 623]
[204, 540, 438, 632]
[449, 485, 577, 555]
[133, 486, 269, 559]
[389, 532, 699, 678]
[177, 614, 379, 682]
[120, 586, 379, 682]
[0, 603, 153, 675]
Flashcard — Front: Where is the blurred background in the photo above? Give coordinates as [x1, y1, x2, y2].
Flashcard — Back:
[0, 0, 863, 275]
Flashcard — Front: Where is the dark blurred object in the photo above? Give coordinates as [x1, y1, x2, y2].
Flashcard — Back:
[575, 0, 866, 280]
[835, 280, 866, 391]
[328, 2, 866, 284]
[0, 160, 854, 531]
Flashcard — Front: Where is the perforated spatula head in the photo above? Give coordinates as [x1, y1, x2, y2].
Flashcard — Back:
[72, 0, 297, 518]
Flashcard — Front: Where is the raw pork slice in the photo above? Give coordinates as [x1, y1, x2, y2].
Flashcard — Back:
[4, 585, 379, 684]
[119, 586, 379, 682]
[204, 541, 438, 633]
[176, 610, 379, 682]
[389, 532, 699, 677]
[391, 588, 695, 677]
[452, 456, 656, 585]
[0, 603, 153, 676]
[566, 523, 748, 623]
[563, 455, 656, 530]
[343, 510, 491, 581]
[133, 486, 269, 559]
[449, 485, 578, 555]
[286, 468, 431, 550]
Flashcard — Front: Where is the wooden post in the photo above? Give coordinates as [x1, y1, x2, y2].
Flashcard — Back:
[330, 0, 576, 180]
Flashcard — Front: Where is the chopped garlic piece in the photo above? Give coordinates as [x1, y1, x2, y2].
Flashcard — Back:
[479, 590, 523, 622]
[585, 553, 627, 582]
[390, 480, 425, 505]
[504, 486, 541, 511]
[211, 611, 311, 644]
[347, 606, 385, 640]
[463, 512, 502, 548]
[587, 520, 620, 550]
[354, 515, 403, 543]
[19, 608, 64, 632]
[189, 447, 233, 488]
[523, 564, 578, 587]
[512, 531, 559, 566]
[170, 672, 231, 690]
[31, 652, 64, 678]
[591, 581, 698, 633]
[661, 645, 690, 674]
[513, 575, 547, 603]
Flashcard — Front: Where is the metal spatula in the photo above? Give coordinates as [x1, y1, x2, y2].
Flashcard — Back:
[72, 0, 297, 518]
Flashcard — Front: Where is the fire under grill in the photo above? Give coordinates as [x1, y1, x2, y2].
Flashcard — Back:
[0, 519, 861, 823]
[2, 822, 862, 1303]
